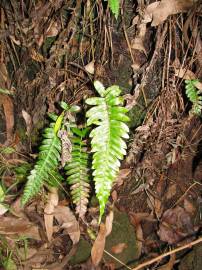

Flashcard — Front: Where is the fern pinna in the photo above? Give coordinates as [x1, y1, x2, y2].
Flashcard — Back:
[21, 116, 63, 205]
[185, 79, 202, 116]
[65, 127, 90, 218]
[86, 81, 130, 221]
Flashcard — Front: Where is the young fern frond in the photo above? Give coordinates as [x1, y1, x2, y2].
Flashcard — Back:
[185, 79, 202, 116]
[21, 119, 63, 205]
[108, 0, 120, 19]
[65, 127, 90, 218]
[86, 81, 130, 222]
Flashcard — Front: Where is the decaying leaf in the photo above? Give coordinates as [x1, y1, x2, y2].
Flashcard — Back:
[157, 254, 176, 270]
[166, 184, 177, 200]
[105, 210, 114, 237]
[130, 213, 146, 259]
[111, 243, 128, 254]
[91, 223, 106, 266]
[0, 216, 40, 240]
[184, 199, 196, 215]
[115, 168, 132, 187]
[146, 0, 196, 26]
[54, 205, 80, 244]
[44, 188, 59, 241]
[22, 109, 32, 136]
[0, 95, 14, 142]
[158, 206, 195, 244]
[84, 61, 95, 74]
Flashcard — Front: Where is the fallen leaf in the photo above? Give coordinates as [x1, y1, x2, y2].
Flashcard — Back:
[157, 254, 176, 270]
[105, 210, 114, 237]
[111, 243, 128, 254]
[131, 24, 147, 55]
[115, 168, 132, 187]
[0, 217, 40, 240]
[0, 95, 14, 142]
[158, 206, 195, 244]
[54, 205, 80, 244]
[91, 223, 106, 266]
[84, 61, 95, 74]
[0, 203, 8, 216]
[166, 184, 177, 200]
[130, 213, 145, 259]
[22, 109, 32, 136]
[184, 199, 196, 215]
[145, 0, 196, 27]
[44, 188, 59, 241]
[174, 67, 196, 80]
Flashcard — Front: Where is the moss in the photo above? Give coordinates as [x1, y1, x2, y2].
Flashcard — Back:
[104, 208, 138, 268]
[69, 237, 91, 265]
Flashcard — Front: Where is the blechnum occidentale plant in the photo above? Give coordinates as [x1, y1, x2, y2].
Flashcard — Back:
[185, 79, 202, 116]
[21, 81, 130, 222]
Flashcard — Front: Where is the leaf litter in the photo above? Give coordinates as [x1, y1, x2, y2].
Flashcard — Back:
[0, 0, 202, 269]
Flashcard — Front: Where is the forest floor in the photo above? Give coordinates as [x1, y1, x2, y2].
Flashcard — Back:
[0, 0, 202, 269]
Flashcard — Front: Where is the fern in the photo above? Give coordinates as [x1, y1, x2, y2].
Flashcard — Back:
[21, 118, 63, 205]
[86, 81, 130, 222]
[185, 79, 202, 116]
[65, 127, 90, 218]
[108, 0, 120, 19]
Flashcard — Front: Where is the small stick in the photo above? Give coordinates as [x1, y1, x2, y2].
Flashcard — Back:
[131, 237, 202, 270]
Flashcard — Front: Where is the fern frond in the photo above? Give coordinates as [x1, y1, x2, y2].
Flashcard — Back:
[185, 79, 202, 116]
[108, 0, 120, 19]
[21, 121, 63, 205]
[86, 81, 130, 222]
[65, 127, 90, 218]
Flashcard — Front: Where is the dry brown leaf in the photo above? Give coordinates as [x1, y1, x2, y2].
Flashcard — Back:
[22, 109, 32, 136]
[105, 210, 114, 237]
[115, 168, 132, 187]
[174, 67, 196, 80]
[146, 0, 196, 27]
[111, 243, 128, 254]
[157, 254, 176, 270]
[184, 199, 196, 215]
[84, 61, 95, 74]
[0, 217, 40, 240]
[0, 203, 8, 215]
[91, 223, 106, 266]
[54, 205, 80, 244]
[166, 184, 177, 200]
[158, 206, 195, 244]
[44, 188, 59, 241]
[130, 213, 145, 259]
[131, 24, 147, 55]
[0, 95, 14, 142]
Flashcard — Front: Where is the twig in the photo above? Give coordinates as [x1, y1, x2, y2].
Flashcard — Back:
[104, 249, 133, 270]
[131, 237, 202, 270]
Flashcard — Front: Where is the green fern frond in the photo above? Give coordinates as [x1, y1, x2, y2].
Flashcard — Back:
[86, 81, 130, 222]
[108, 0, 120, 19]
[65, 127, 90, 218]
[21, 120, 63, 205]
[185, 79, 202, 116]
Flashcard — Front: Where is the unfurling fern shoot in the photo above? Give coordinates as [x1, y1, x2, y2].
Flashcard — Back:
[86, 81, 130, 222]
[21, 114, 63, 205]
[65, 128, 90, 218]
